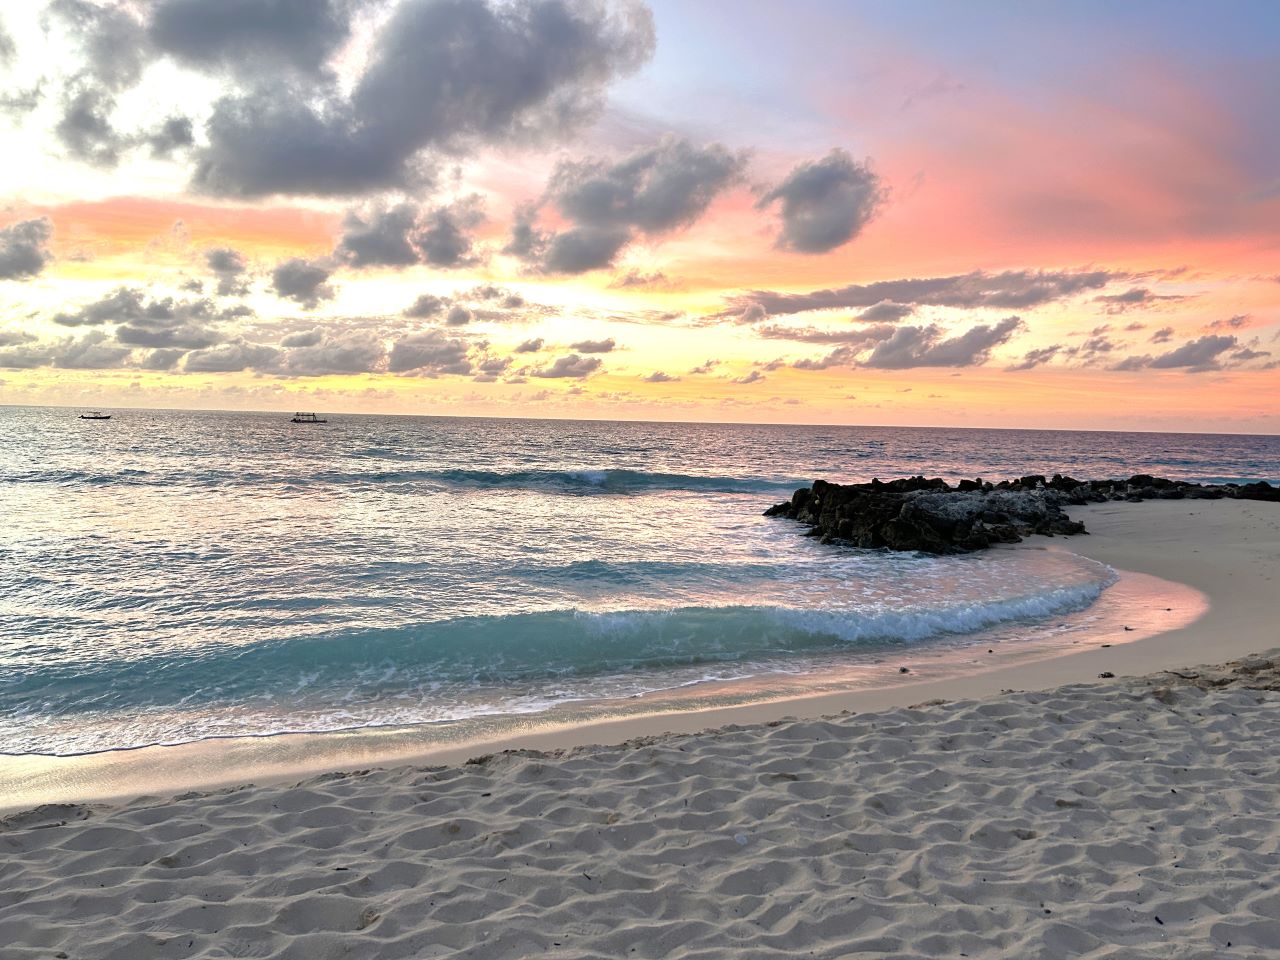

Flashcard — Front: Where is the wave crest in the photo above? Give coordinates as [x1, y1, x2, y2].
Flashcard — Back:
[1, 579, 1109, 736]
[3, 466, 800, 495]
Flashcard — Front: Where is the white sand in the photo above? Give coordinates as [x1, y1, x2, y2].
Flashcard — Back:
[5, 656, 1280, 958]
[2, 498, 1279, 957]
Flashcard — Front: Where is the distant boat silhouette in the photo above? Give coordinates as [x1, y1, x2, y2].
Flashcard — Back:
[290, 412, 327, 423]
[79, 411, 111, 420]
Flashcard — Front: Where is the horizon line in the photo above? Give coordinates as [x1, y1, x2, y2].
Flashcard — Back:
[3, 402, 1277, 439]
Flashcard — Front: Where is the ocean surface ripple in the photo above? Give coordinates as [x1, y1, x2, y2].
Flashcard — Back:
[1, 408, 1275, 755]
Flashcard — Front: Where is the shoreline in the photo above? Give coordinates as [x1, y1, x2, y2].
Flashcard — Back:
[1, 497, 1276, 813]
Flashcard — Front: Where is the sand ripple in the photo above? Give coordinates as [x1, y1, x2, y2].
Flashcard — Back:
[4, 657, 1280, 959]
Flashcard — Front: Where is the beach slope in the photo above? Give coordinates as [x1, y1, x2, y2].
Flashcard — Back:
[4, 654, 1280, 958]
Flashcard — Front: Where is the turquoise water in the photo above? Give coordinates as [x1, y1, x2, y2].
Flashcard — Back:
[1, 407, 1275, 755]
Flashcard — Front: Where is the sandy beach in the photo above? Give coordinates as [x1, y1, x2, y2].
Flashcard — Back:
[3, 498, 1279, 957]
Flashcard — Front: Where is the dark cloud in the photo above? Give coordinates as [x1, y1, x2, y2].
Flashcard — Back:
[416, 197, 485, 267]
[280, 328, 323, 348]
[732, 370, 765, 384]
[642, 370, 677, 382]
[149, 0, 356, 78]
[1079, 335, 1117, 357]
[756, 149, 885, 254]
[388, 329, 472, 375]
[515, 337, 543, 353]
[689, 359, 718, 374]
[531, 353, 601, 378]
[283, 333, 386, 376]
[757, 323, 898, 345]
[1114, 335, 1242, 373]
[539, 226, 631, 274]
[1123, 321, 1147, 332]
[115, 321, 220, 349]
[1231, 347, 1271, 362]
[50, 288, 244, 348]
[1094, 287, 1185, 314]
[0, 330, 136, 371]
[401, 286, 533, 324]
[0, 341, 54, 368]
[54, 288, 170, 325]
[48, 0, 148, 89]
[1149, 334, 1238, 370]
[0, 330, 34, 347]
[503, 203, 541, 257]
[206, 247, 249, 296]
[271, 257, 335, 309]
[467, 284, 508, 302]
[1208, 314, 1251, 330]
[468, 284, 525, 308]
[336, 197, 485, 268]
[404, 293, 448, 318]
[184, 340, 281, 373]
[728, 269, 1120, 320]
[191, 0, 654, 197]
[610, 269, 668, 288]
[141, 347, 187, 370]
[787, 325, 905, 369]
[1006, 343, 1063, 371]
[1149, 326, 1175, 344]
[47, 0, 149, 166]
[0, 218, 54, 280]
[54, 87, 126, 166]
[792, 346, 858, 371]
[471, 354, 512, 381]
[779, 319, 1024, 370]
[337, 203, 422, 267]
[52, 330, 133, 369]
[147, 116, 195, 158]
[570, 337, 616, 353]
[862, 317, 1024, 369]
[549, 137, 745, 233]
[515, 136, 747, 273]
[856, 300, 914, 323]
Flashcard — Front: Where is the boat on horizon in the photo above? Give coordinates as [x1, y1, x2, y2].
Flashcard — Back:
[290, 412, 327, 424]
[79, 411, 111, 420]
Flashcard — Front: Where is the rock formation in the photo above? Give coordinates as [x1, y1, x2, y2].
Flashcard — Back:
[764, 474, 1278, 554]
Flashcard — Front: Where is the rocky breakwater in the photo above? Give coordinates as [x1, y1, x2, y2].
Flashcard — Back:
[764, 473, 1280, 554]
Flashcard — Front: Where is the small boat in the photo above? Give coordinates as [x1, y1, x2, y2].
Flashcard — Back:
[79, 411, 111, 420]
[290, 412, 327, 424]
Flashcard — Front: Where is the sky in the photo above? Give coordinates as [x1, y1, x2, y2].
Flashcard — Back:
[0, 0, 1277, 432]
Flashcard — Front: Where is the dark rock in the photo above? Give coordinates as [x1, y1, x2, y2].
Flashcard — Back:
[763, 472, 1275, 555]
[1239, 481, 1280, 502]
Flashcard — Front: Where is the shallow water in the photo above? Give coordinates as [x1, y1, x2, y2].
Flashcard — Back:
[1, 406, 1274, 755]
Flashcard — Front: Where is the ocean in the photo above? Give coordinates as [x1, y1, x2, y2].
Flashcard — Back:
[1, 406, 1276, 757]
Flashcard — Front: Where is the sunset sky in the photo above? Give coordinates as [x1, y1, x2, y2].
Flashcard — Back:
[0, 0, 1277, 431]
